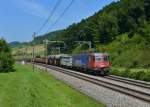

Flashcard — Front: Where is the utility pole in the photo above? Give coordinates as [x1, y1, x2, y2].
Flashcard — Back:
[44, 39, 49, 72]
[88, 41, 92, 49]
[23, 48, 26, 63]
[58, 47, 61, 54]
[25, 47, 27, 64]
[32, 32, 36, 72]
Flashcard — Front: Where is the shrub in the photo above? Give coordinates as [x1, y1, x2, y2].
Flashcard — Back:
[0, 39, 14, 72]
[120, 69, 131, 77]
[134, 71, 145, 80]
[141, 71, 150, 82]
[109, 68, 150, 82]
[128, 71, 136, 79]
[109, 68, 122, 76]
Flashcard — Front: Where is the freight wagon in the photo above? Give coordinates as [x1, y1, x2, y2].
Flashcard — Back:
[34, 57, 48, 64]
[48, 55, 61, 66]
[60, 54, 73, 68]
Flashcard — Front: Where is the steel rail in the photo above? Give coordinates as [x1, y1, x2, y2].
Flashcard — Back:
[104, 75, 150, 89]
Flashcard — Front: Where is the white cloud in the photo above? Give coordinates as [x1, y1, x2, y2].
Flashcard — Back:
[13, 0, 50, 18]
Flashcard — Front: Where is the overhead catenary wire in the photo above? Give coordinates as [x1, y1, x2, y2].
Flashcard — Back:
[47, 0, 75, 32]
[36, 0, 62, 35]
[44, 0, 74, 54]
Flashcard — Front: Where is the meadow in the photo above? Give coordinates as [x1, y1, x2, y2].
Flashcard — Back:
[0, 64, 105, 107]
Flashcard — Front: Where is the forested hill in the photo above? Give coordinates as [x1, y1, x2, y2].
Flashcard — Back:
[68, 0, 149, 44]
[9, 41, 21, 47]
[33, 30, 64, 44]
[35, 0, 150, 44]
[19, 0, 150, 67]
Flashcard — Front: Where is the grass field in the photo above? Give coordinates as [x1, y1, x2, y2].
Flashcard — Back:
[12, 44, 45, 56]
[0, 64, 105, 107]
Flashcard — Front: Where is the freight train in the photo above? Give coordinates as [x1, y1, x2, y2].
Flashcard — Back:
[31, 52, 111, 75]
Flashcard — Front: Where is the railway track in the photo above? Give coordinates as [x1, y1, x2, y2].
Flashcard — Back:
[105, 75, 150, 89]
[34, 63, 150, 103]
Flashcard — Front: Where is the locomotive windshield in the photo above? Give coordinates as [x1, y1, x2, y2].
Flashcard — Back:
[95, 56, 108, 61]
[103, 56, 108, 61]
[95, 57, 101, 61]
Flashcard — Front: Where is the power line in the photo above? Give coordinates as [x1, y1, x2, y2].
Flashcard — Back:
[43, 0, 74, 56]
[47, 0, 74, 32]
[36, 0, 62, 34]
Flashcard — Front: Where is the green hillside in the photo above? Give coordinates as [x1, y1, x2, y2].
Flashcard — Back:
[32, 30, 64, 44]
[13, 0, 150, 68]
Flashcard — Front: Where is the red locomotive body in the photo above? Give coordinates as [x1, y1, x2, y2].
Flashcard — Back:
[89, 53, 110, 75]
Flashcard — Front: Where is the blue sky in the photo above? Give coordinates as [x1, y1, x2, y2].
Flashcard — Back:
[0, 0, 117, 42]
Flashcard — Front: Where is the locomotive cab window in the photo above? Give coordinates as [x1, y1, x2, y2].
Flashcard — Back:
[103, 56, 108, 61]
[95, 56, 108, 61]
[95, 57, 101, 61]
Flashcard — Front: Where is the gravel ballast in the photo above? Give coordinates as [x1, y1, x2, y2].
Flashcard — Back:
[34, 64, 150, 107]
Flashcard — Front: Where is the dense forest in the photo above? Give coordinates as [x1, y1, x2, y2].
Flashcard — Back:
[16, 0, 150, 68]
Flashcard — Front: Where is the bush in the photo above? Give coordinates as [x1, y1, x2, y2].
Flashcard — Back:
[128, 71, 145, 80]
[120, 69, 131, 77]
[137, 71, 146, 80]
[128, 71, 137, 79]
[142, 71, 150, 81]
[109, 68, 122, 76]
[0, 39, 14, 72]
[109, 68, 150, 82]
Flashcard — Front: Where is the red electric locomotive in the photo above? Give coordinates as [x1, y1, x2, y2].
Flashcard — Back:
[73, 53, 111, 75]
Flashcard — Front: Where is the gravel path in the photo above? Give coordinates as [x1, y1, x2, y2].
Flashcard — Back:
[34, 64, 150, 107]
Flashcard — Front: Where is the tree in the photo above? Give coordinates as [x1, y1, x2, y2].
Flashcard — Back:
[0, 39, 14, 72]
[138, 22, 150, 44]
[144, 0, 150, 21]
[97, 13, 118, 44]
